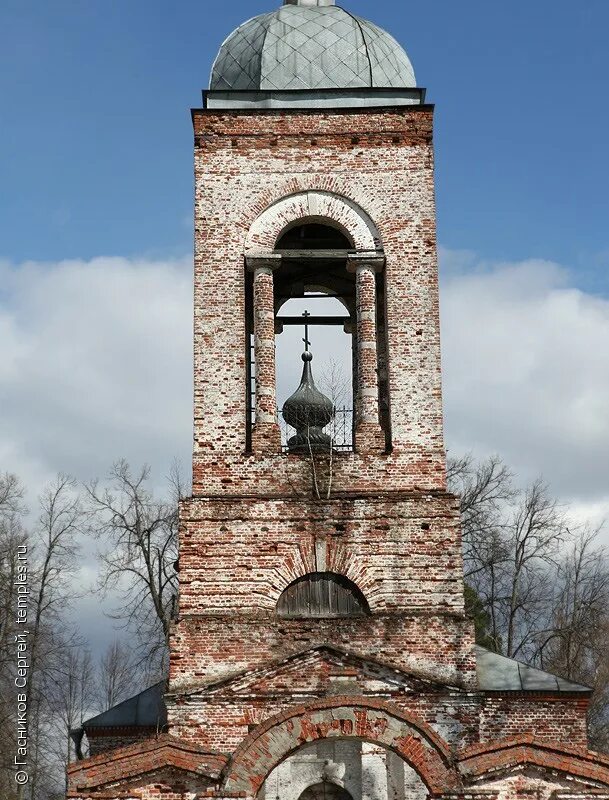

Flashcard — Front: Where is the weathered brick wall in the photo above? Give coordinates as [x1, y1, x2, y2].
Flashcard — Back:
[167, 693, 481, 752]
[191, 106, 445, 495]
[170, 612, 475, 692]
[178, 494, 465, 616]
[87, 731, 156, 757]
[479, 695, 589, 746]
[171, 492, 475, 699]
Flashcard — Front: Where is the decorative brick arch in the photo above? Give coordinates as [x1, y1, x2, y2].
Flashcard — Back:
[223, 697, 457, 796]
[269, 539, 380, 612]
[245, 190, 382, 252]
[459, 735, 609, 788]
[67, 734, 227, 792]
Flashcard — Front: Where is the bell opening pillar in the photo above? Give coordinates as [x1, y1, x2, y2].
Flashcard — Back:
[247, 254, 282, 454]
[347, 253, 386, 453]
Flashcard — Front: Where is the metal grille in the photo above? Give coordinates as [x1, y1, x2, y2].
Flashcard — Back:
[279, 406, 353, 453]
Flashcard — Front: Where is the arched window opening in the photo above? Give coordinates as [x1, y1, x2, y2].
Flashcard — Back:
[258, 738, 429, 800]
[277, 572, 370, 619]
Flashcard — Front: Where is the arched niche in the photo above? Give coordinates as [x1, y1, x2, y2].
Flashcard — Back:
[299, 783, 353, 800]
[277, 572, 370, 619]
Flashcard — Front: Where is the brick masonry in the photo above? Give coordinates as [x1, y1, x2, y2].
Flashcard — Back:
[69, 104, 609, 800]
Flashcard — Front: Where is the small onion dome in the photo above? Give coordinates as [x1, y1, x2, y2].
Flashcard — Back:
[283, 351, 334, 453]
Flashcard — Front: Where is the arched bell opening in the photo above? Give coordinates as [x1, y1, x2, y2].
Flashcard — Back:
[245, 219, 390, 454]
[277, 222, 354, 252]
[276, 572, 370, 619]
[258, 740, 428, 800]
[246, 220, 359, 453]
[246, 197, 391, 455]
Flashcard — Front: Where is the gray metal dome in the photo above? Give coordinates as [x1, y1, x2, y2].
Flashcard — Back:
[210, 1, 416, 92]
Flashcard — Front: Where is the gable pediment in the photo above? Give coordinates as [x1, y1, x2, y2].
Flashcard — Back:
[171, 645, 462, 700]
[67, 734, 226, 793]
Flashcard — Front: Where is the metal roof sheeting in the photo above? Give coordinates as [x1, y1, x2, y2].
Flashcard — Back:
[83, 681, 167, 730]
[210, 5, 416, 92]
[475, 646, 591, 693]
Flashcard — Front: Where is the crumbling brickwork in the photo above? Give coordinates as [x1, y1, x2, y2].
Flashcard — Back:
[191, 107, 445, 492]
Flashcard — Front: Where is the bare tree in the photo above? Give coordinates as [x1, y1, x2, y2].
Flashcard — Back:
[503, 478, 566, 658]
[0, 472, 25, 514]
[534, 527, 609, 750]
[85, 461, 182, 677]
[47, 647, 95, 788]
[27, 475, 84, 800]
[448, 456, 567, 659]
[0, 474, 28, 800]
[97, 639, 137, 711]
[0, 474, 84, 800]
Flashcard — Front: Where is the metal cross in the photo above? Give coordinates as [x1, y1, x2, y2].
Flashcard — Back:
[302, 310, 311, 352]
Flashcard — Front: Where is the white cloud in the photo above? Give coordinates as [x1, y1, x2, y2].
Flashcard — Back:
[0, 256, 193, 497]
[1, 248, 607, 529]
[0, 255, 194, 654]
[440, 248, 609, 526]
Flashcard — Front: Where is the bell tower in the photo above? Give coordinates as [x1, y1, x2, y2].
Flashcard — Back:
[172, 0, 476, 735]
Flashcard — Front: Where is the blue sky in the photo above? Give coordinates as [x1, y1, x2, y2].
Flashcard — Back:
[1, 0, 608, 287]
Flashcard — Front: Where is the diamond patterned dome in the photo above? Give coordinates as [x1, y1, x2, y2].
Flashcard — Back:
[210, 4, 416, 91]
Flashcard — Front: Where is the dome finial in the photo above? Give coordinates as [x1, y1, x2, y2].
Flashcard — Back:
[283, 0, 336, 6]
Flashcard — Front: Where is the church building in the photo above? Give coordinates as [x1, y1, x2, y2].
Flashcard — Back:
[68, 2, 609, 799]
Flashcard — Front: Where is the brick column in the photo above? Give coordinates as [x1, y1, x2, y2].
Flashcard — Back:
[247, 254, 282, 453]
[348, 254, 386, 453]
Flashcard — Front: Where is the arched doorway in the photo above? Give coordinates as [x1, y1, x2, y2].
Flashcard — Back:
[258, 740, 428, 800]
[299, 782, 353, 800]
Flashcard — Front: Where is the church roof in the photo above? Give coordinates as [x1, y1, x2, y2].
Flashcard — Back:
[210, 2, 416, 93]
[83, 681, 167, 731]
[475, 646, 591, 693]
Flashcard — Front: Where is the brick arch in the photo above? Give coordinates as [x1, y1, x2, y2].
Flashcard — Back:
[276, 572, 370, 618]
[223, 697, 458, 796]
[459, 735, 609, 788]
[269, 541, 382, 614]
[244, 190, 382, 252]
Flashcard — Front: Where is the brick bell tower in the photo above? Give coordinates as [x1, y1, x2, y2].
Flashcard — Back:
[171, 1, 478, 794]
[70, 3, 609, 799]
